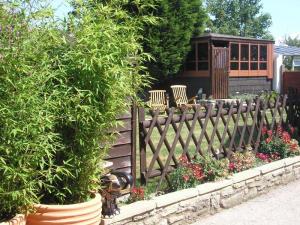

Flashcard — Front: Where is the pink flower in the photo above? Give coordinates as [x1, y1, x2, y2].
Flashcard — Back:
[265, 137, 272, 144]
[282, 131, 291, 143]
[182, 175, 190, 182]
[267, 130, 273, 137]
[262, 126, 268, 135]
[256, 153, 270, 162]
[229, 162, 235, 171]
[290, 127, 295, 135]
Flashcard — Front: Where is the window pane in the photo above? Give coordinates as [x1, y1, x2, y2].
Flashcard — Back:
[231, 44, 239, 60]
[260, 62, 267, 70]
[231, 62, 239, 70]
[251, 63, 258, 70]
[198, 62, 208, 71]
[198, 43, 208, 60]
[260, 45, 267, 61]
[186, 62, 196, 70]
[251, 45, 258, 61]
[241, 62, 249, 70]
[241, 44, 249, 61]
[186, 44, 196, 61]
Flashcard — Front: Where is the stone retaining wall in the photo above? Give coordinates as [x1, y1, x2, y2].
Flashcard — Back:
[101, 156, 300, 225]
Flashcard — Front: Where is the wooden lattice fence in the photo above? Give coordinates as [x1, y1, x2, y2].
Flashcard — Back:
[138, 95, 300, 191]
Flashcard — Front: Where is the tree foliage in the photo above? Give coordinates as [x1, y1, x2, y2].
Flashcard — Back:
[138, 0, 207, 80]
[206, 0, 272, 39]
[0, 0, 152, 220]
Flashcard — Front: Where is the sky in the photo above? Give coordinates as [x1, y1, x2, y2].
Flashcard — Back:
[262, 0, 300, 42]
[52, 0, 300, 42]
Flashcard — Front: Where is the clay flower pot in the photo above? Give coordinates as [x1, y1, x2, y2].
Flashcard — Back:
[0, 214, 26, 225]
[26, 193, 102, 225]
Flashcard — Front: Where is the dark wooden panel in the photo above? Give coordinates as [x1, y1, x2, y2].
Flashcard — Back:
[109, 156, 132, 170]
[106, 144, 132, 158]
[115, 119, 132, 132]
[114, 167, 132, 174]
[229, 77, 272, 95]
[113, 131, 132, 145]
[283, 72, 300, 94]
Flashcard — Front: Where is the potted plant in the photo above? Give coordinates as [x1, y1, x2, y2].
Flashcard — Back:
[0, 0, 151, 224]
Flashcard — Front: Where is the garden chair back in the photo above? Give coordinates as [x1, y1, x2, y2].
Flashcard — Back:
[148, 90, 169, 111]
[171, 85, 196, 107]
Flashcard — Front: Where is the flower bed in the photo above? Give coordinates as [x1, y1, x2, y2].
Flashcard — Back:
[101, 156, 300, 225]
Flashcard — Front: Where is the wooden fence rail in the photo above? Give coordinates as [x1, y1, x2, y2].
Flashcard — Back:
[138, 95, 300, 191]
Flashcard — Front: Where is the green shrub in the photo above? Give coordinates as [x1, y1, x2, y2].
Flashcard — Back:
[0, 0, 153, 220]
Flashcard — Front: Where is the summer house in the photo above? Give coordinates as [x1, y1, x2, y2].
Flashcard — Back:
[178, 33, 274, 99]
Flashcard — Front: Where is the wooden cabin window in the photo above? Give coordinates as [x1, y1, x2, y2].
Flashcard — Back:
[240, 44, 249, 70]
[230, 43, 239, 70]
[259, 45, 267, 70]
[230, 42, 270, 76]
[250, 45, 258, 70]
[197, 43, 209, 71]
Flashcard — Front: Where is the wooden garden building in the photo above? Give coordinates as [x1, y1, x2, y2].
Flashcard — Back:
[172, 33, 275, 99]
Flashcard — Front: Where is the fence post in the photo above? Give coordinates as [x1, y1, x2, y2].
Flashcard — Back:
[138, 107, 147, 185]
[131, 103, 137, 187]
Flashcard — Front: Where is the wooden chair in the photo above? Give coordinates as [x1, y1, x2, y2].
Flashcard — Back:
[171, 85, 197, 107]
[147, 90, 169, 111]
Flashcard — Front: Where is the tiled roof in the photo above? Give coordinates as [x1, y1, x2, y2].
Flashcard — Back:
[274, 45, 300, 56]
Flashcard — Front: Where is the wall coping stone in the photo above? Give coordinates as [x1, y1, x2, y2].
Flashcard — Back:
[284, 156, 300, 166]
[196, 179, 232, 195]
[230, 168, 260, 183]
[258, 159, 285, 174]
[154, 188, 198, 208]
[102, 200, 156, 224]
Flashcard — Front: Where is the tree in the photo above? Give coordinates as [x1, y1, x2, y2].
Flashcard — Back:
[283, 36, 300, 70]
[140, 0, 208, 80]
[206, 0, 272, 39]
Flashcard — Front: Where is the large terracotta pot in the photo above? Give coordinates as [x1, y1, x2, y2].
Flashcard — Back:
[26, 194, 102, 225]
[0, 214, 26, 225]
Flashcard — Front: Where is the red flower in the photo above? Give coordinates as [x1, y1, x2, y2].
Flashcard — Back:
[267, 130, 273, 137]
[265, 137, 272, 144]
[131, 187, 145, 200]
[229, 162, 235, 171]
[282, 131, 291, 143]
[179, 154, 189, 166]
[290, 127, 296, 135]
[256, 153, 270, 162]
[262, 126, 268, 135]
[182, 175, 190, 182]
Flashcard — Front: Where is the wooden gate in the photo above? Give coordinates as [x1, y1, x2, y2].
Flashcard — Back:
[212, 47, 229, 99]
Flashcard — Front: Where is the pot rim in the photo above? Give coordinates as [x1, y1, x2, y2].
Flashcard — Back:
[33, 193, 101, 211]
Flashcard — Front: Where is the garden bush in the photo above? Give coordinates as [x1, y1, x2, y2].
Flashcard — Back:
[0, 0, 153, 220]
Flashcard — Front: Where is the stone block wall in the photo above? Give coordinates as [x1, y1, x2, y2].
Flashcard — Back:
[101, 156, 300, 225]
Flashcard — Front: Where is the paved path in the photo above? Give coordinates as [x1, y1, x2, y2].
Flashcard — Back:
[192, 179, 300, 225]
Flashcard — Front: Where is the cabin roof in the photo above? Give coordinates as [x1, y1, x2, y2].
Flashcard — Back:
[192, 33, 275, 43]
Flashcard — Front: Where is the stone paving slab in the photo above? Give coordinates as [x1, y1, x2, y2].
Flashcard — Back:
[191, 179, 300, 225]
